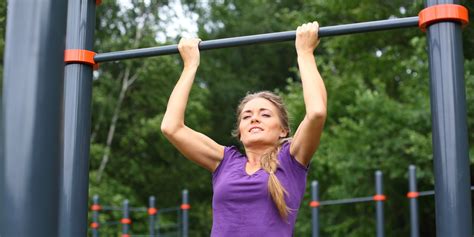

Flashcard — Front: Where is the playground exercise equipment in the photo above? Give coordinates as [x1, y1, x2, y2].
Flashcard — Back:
[0, 1, 470, 236]
[90, 189, 189, 237]
[309, 165, 474, 237]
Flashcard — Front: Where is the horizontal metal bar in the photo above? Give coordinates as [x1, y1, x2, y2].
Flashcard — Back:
[418, 190, 435, 197]
[158, 207, 180, 213]
[129, 207, 147, 212]
[101, 205, 180, 212]
[102, 206, 122, 211]
[102, 221, 120, 226]
[320, 196, 374, 206]
[94, 16, 419, 63]
[418, 186, 474, 197]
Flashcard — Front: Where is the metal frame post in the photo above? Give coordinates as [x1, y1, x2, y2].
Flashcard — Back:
[122, 199, 131, 237]
[149, 196, 157, 236]
[157, 210, 161, 237]
[375, 171, 384, 237]
[0, 1, 68, 236]
[311, 181, 320, 237]
[91, 195, 100, 237]
[60, 1, 97, 236]
[408, 165, 419, 237]
[424, 1, 472, 236]
[181, 189, 189, 237]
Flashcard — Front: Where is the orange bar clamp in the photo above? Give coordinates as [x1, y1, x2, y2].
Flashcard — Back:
[90, 204, 101, 211]
[120, 218, 132, 225]
[419, 4, 469, 31]
[64, 49, 99, 69]
[309, 201, 320, 208]
[180, 204, 191, 210]
[90, 222, 99, 229]
[148, 207, 158, 215]
[407, 191, 420, 199]
[373, 194, 387, 201]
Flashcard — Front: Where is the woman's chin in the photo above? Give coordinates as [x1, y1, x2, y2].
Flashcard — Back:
[241, 136, 275, 147]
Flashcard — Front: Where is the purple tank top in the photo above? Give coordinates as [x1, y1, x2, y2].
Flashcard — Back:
[211, 141, 308, 237]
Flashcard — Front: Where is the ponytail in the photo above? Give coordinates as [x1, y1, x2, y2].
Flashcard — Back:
[260, 140, 291, 219]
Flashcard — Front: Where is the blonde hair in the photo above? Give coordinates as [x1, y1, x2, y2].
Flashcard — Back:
[232, 91, 291, 219]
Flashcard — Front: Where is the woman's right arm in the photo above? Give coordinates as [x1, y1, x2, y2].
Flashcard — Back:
[160, 38, 224, 172]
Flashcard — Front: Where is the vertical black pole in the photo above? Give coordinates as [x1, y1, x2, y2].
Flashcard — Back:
[0, 0, 68, 236]
[311, 181, 319, 237]
[59, 0, 96, 236]
[424, 1, 472, 236]
[182, 189, 189, 237]
[408, 165, 419, 237]
[149, 196, 157, 236]
[122, 199, 130, 237]
[157, 210, 161, 237]
[92, 195, 100, 237]
[375, 171, 384, 237]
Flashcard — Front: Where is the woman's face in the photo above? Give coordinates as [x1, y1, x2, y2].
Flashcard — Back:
[238, 97, 287, 147]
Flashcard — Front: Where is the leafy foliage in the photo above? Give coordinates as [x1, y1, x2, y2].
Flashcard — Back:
[87, 0, 474, 236]
[2, 0, 473, 236]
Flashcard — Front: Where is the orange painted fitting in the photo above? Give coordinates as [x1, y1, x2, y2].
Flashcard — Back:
[407, 192, 420, 199]
[121, 218, 131, 225]
[148, 207, 158, 215]
[309, 201, 320, 208]
[64, 49, 98, 69]
[91, 204, 101, 211]
[90, 222, 99, 229]
[181, 204, 191, 210]
[419, 4, 469, 31]
[373, 194, 387, 201]
[96, 0, 102, 5]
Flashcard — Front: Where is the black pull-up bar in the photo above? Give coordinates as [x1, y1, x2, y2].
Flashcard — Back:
[94, 16, 419, 63]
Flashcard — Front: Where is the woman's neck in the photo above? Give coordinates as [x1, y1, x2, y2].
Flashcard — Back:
[245, 145, 274, 165]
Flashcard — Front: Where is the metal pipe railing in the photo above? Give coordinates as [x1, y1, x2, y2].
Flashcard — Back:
[309, 166, 474, 237]
[319, 196, 374, 206]
[408, 165, 420, 237]
[94, 16, 419, 63]
[375, 171, 385, 237]
[311, 181, 319, 237]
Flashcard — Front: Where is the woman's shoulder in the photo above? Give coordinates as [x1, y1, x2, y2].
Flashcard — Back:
[224, 145, 244, 158]
[278, 140, 309, 172]
[278, 140, 292, 156]
[213, 145, 244, 175]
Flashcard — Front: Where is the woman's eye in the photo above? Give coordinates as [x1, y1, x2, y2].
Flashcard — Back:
[242, 116, 250, 120]
[262, 114, 271, 117]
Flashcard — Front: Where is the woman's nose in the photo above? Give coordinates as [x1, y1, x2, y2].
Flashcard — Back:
[251, 115, 260, 123]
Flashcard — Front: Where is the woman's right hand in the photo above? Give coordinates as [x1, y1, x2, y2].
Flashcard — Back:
[178, 38, 201, 69]
[295, 21, 320, 56]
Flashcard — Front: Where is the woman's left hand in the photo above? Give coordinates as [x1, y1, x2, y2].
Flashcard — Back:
[295, 21, 320, 55]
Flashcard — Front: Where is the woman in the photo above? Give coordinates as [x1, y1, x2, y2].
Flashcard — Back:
[161, 22, 326, 236]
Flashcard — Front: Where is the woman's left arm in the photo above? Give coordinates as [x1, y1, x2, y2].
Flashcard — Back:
[290, 22, 327, 167]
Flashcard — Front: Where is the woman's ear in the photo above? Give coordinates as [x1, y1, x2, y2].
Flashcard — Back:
[279, 128, 289, 138]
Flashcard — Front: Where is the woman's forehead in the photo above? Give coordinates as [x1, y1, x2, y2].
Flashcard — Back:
[242, 97, 277, 112]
